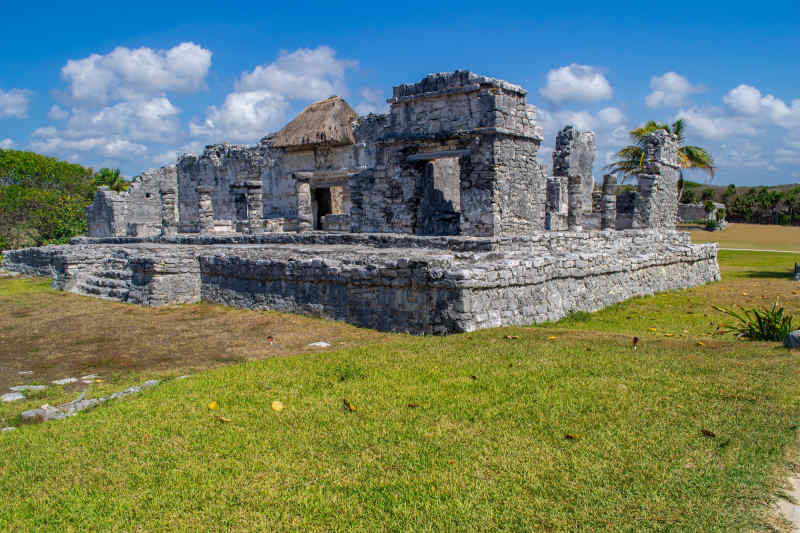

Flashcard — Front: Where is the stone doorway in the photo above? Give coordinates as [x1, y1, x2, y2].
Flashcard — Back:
[417, 157, 461, 235]
[235, 193, 248, 221]
[312, 187, 332, 230]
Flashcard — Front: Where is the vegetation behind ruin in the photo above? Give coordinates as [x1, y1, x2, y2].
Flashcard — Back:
[0, 149, 127, 249]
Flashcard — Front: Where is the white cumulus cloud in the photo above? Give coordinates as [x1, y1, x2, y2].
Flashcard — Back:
[0, 138, 13, 149]
[645, 72, 704, 108]
[48, 105, 69, 120]
[539, 64, 612, 105]
[723, 84, 800, 129]
[61, 42, 212, 104]
[191, 45, 357, 143]
[674, 107, 757, 140]
[237, 45, 356, 100]
[65, 97, 181, 143]
[190, 90, 289, 142]
[0, 88, 32, 118]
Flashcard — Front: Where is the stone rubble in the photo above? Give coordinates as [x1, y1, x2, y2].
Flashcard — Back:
[9, 385, 46, 392]
[52, 377, 78, 385]
[1, 392, 26, 402]
[21, 380, 159, 423]
[308, 341, 332, 348]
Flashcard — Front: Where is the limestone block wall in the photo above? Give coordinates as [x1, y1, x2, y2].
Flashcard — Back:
[494, 136, 547, 236]
[86, 188, 127, 237]
[196, 234, 719, 335]
[678, 202, 726, 222]
[553, 126, 595, 213]
[126, 167, 177, 237]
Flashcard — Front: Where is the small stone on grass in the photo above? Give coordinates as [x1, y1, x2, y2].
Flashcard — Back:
[308, 341, 332, 348]
[1, 392, 25, 402]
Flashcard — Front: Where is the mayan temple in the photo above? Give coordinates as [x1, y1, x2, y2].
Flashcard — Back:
[3, 71, 719, 334]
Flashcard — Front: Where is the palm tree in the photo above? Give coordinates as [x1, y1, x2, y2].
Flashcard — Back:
[606, 119, 715, 199]
[93, 168, 129, 193]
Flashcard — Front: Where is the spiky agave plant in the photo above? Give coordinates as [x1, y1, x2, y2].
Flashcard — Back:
[714, 298, 795, 341]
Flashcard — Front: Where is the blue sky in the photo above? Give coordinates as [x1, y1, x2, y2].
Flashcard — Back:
[1, 1, 799, 185]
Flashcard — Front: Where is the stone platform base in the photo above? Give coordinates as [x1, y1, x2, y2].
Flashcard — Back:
[1, 230, 719, 335]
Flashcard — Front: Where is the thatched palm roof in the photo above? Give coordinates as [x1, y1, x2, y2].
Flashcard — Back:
[271, 96, 358, 149]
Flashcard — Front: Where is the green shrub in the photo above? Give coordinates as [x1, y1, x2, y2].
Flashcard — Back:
[714, 299, 795, 341]
[705, 219, 720, 231]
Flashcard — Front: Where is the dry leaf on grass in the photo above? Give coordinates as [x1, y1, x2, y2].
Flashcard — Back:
[271, 400, 285, 412]
[343, 399, 356, 412]
[701, 428, 716, 438]
[216, 415, 231, 423]
[547, 336, 557, 340]
[208, 401, 218, 410]
[564, 433, 579, 440]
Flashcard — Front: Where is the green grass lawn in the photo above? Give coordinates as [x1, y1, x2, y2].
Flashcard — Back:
[1, 251, 799, 531]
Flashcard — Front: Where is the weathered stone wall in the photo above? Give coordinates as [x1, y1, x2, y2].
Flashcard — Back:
[678, 202, 726, 222]
[3, 230, 720, 335]
[633, 130, 680, 229]
[86, 188, 127, 237]
[196, 234, 719, 334]
[494, 136, 547, 236]
[553, 126, 595, 213]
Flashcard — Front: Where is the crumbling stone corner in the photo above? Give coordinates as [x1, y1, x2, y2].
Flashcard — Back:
[600, 175, 617, 230]
[295, 179, 312, 233]
[160, 187, 177, 237]
[567, 175, 583, 231]
[633, 130, 681, 229]
[196, 186, 215, 234]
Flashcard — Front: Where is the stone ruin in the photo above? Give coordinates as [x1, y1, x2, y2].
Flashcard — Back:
[2, 71, 720, 334]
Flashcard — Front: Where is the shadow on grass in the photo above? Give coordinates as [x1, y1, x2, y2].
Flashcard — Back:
[741, 270, 795, 279]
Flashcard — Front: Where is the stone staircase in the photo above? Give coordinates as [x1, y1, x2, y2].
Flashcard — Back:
[75, 255, 133, 302]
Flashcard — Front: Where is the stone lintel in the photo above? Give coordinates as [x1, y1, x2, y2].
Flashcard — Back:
[379, 127, 542, 145]
[407, 149, 472, 162]
[196, 186, 214, 194]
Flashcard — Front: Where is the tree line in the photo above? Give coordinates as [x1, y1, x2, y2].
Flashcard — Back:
[719, 184, 800, 225]
[0, 149, 128, 250]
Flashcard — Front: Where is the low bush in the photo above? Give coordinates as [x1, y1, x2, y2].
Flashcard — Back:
[714, 299, 795, 341]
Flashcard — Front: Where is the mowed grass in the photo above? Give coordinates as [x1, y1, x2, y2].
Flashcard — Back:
[1, 250, 800, 531]
[687, 222, 800, 252]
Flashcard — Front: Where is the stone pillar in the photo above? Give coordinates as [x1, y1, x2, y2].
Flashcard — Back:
[244, 180, 263, 234]
[196, 186, 214, 234]
[295, 180, 312, 232]
[600, 175, 617, 230]
[633, 130, 681, 229]
[159, 187, 177, 237]
[567, 175, 583, 231]
[553, 125, 596, 214]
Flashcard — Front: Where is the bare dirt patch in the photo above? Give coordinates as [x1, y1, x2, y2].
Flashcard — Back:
[0, 277, 395, 392]
[688, 222, 800, 252]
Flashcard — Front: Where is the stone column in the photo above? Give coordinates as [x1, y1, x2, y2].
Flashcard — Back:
[196, 186, 214, 234]
[244, 180, 263, 234]
[295, 180, 312, 232]
[567, 175, 583, 231]
[600, 174, 617, 230]
[159, 187, 177, 237]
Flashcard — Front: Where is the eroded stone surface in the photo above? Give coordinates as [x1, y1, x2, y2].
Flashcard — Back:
[786, 330, 800, 349]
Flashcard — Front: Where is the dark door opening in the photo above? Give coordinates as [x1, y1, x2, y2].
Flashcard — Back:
[313, 187, 332, 230]
[235, 193, 248, 221]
